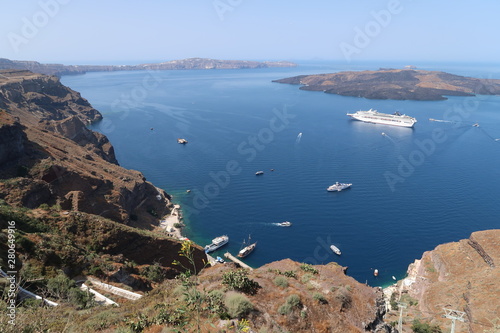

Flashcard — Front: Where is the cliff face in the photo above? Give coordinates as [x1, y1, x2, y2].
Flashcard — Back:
[394, 230, 500, 333]
[0, 69, 167, 228]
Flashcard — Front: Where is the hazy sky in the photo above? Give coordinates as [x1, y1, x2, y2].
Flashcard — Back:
[1, 0, 499, 65]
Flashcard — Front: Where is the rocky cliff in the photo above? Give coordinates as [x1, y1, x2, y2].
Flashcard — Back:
[0, 69, 166, 227]
[386, 230, 500, 333]
[273, 69, 500, 101]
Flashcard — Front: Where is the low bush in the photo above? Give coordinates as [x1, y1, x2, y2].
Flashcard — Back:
[224, 292, 253, 318]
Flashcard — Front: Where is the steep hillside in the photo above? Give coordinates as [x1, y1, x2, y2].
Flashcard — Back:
[386, 230, 500, 333]
[0, 69, 167, 227]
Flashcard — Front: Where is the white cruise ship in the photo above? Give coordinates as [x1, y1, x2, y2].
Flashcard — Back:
[347, 109, 417, 128]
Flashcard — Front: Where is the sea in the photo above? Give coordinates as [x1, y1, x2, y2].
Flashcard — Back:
[61, 61, 500, 287]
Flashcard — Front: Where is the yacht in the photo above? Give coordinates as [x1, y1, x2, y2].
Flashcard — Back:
[327, 182, 352, 192]
[347, 109, 417, 128]
[177, 138, 188, 144]
[255, 171, 264, 175]
[276, 221, 292, 227]
[204, 235, 229, 253]
[330, 245, 341, 255]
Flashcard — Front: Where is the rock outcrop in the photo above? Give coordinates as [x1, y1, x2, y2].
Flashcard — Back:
[0, 69, 167, 228]
[273, 69, 500, 101]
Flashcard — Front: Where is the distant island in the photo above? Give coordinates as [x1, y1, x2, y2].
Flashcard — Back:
[0, 57, 296, 77]
[273, 68, 500, 101]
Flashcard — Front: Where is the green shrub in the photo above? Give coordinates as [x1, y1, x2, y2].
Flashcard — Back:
[299, 263, 318, 274]
[282, 270, 297, 278]
[286, 294, 301, 308]
[222, 269, 261, 295]
[224, 292, 253, 318]
[313, 292, 328, 304]
[140, 263, 166, 283]
[278, 303, 292, 315]
[273, 276, 288, 288]
[38, 203, 50, 210]
[411, 319, 443, 333]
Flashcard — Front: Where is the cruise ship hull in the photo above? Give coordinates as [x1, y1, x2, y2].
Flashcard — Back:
[347, 109, 417, 128]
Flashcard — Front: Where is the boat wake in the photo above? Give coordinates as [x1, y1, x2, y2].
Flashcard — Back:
[381, 132, 397, 145]
[429, 118, 453, 123]
[296, 132, 303, 144]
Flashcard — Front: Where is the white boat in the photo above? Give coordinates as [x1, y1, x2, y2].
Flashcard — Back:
[177, 138, 188, 144]
[237, 242, 257, 258]
[327, 182, 352, 192]
[204, 235, 229, 253]
[255, 171, 264, 175]
[276, 221, 292, 227]
[347, 109, 417, 128]
[330, 245, 341, 255]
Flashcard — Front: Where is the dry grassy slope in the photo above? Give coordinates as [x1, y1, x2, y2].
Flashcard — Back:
[400, 230, 500, 333]
[199, 259, 389, 332]
[0, 69, 169, 228]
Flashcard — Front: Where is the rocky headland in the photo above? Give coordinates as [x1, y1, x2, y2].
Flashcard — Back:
[273, 68, 500, 101]
[0, 57, 296, 77]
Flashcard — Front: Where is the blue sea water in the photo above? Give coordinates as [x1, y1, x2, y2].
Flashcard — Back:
[61, 61, 500, 287]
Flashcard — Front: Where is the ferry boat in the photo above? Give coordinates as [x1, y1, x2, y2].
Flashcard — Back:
[327, 182, 352, 192]
[204, 235, 229, 253]
[237, 242, 257, 258]
[276, 221, 292, 227]
[347, 109, 417, 128]
[330, 245, 341, 255]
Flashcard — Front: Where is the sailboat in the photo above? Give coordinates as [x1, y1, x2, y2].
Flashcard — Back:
[237, 235, 257, 258]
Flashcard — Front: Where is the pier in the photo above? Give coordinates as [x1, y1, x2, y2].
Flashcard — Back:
[224, 252, 253, 270]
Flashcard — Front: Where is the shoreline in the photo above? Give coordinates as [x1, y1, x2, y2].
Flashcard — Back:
[159, 204, 186, 240]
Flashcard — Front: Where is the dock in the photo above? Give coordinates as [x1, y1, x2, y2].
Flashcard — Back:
[224, 252, 253, 270]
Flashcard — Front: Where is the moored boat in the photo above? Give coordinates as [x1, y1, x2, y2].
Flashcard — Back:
[204, 235, 229, 253]
[330, 245, 341, 255]
[237, 242, 257, 258]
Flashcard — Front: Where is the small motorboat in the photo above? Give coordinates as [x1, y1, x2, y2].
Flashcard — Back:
[374, 269, 379, 277]
[255, 171, 264, 175]
[276, 221, 292, 227]
[330, 245, 341, 255]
